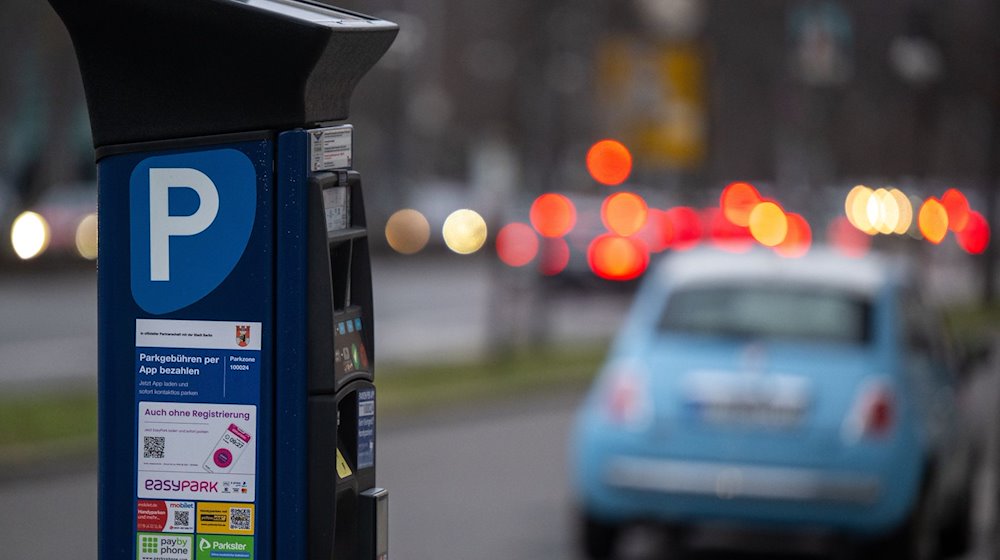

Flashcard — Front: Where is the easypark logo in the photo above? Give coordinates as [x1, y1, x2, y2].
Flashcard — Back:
[145, 479, 218, 493]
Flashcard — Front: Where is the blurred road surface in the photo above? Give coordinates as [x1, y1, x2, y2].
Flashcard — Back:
[1, 380, 997, 559]
[0, 247, 980, 391]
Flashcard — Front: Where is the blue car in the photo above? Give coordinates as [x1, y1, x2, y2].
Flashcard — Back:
[571, 248, 974, 559]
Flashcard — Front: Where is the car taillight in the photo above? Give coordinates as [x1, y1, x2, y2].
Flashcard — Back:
[844, 382, 895, 442]
[602, 362, 652, 429]
[862, 388, 894, 437]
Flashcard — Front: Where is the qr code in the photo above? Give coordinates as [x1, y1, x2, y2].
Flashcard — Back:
[173, 510, 190, 527]
[230, 507, 252, 531]
[143, 436, 165, 459]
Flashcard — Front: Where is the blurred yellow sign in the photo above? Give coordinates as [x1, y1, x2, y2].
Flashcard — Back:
[597, 38, 706, 170]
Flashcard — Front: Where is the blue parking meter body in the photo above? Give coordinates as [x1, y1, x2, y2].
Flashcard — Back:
[46, 1, 397, 559]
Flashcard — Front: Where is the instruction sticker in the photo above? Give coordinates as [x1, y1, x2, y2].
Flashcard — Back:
[309, 125, 352, 171]
[322, 186, 350, 232]
[135, 319, 261, 404]
[137, 402, 256, 502]
[336, 448, 353, 479]
[196, 502, 255, 535]
[357, 388, 375, 469]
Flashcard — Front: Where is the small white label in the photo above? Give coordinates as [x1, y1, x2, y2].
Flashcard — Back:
[310, 125, 353, 171]
[323, 187, 350, 232]
[136, 319, 262, 351]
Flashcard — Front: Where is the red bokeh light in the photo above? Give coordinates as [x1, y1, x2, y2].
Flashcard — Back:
[636, 209, 674, 253]
[664, 207, 703, 251]
[706, 208, 754, 252]
[956, 210, 990, 255]
[587, 234, 649, 281]
[828, 216, 872, 257]
[941, 188, 971, 233]
[601, 192, 649, 237]
[530, 193, 577, 238]
[538, 237, 571, 275]
[774, 213, 812, 258]
[586, 139, 633, 186]
[720, 182, 762, 227]
[496, 223, 539, 267]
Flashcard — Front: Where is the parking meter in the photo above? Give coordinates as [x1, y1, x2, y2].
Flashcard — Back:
[46, 1, 397, 559]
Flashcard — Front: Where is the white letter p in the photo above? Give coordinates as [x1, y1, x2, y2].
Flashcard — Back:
[149, 168, 219, 282]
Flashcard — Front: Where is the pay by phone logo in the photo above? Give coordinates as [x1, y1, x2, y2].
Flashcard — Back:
[130, 149, 256, 314]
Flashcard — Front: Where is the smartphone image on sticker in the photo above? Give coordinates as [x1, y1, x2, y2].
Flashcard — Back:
[203, 424, 252, 474]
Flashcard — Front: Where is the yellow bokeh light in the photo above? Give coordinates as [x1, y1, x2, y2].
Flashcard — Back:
[872, 188, 899, 234]
[845, 185, 875, 234]
[748, 201, 788, 247]
[385, 209, 431, 255]
[75, 213, 99, 260]
[10, 211, 50, 260]
[889, 189, 912, 235]
[442, 209, 488, 255]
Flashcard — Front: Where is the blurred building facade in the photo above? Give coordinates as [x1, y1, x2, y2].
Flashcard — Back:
[2, 0, 999, 243]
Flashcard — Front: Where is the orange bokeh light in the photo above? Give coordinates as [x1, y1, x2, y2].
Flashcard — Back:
[529, 193, 577, 238]
[748, 201, 788, 247]
[601, 192, 649, 237]
[496, 222, 539, 267]
[941, 188, 971, 232]
[720, 182, 762, 227]
[918, 197, 949, 244]
[775, 213, 812, 258]
[586, 139, 633, 186]
[956, 210, 990, 255]
[587, 234, 649, 281]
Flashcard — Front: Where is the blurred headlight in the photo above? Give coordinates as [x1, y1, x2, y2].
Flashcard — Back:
[75, 213, 99, 260]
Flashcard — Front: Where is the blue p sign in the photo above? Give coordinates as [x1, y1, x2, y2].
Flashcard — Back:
[130, 149, 256, 314]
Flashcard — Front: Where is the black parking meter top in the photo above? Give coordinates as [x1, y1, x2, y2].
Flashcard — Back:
[48, 0, 398, 148]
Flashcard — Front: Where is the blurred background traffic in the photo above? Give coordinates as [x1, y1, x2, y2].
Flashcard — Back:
[3, 0, 1000, 558]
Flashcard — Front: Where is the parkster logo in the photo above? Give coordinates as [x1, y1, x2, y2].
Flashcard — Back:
[130, 148, 256, 315]
[196, 535, 254, 560]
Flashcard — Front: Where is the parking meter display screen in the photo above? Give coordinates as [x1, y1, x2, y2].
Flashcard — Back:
[333, 306, 369, 378]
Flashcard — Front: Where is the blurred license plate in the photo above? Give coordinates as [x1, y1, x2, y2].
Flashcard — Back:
[683, 370, 809, 428]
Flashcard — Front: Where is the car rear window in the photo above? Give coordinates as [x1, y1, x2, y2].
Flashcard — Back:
[658, 285, 872, 344]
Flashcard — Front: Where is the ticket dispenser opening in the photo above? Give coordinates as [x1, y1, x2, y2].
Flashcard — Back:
[46, 1, 396, 559]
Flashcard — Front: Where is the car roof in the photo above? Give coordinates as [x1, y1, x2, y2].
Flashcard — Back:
[655, 247, 904, 296]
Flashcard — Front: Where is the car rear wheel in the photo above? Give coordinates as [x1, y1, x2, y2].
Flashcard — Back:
[859, 479, 939, 560]
[938, 482, 972, 557]
[579, 511, 622, 559]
